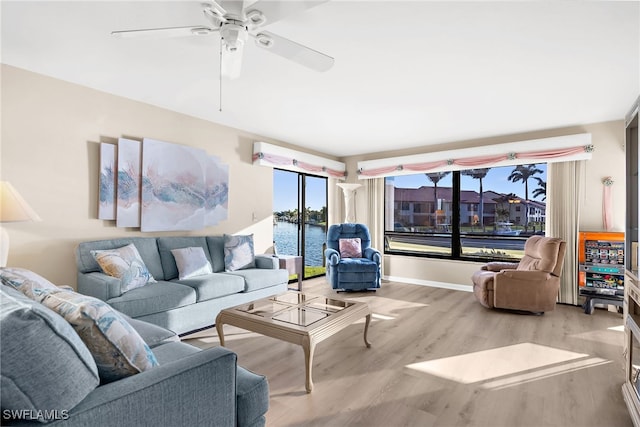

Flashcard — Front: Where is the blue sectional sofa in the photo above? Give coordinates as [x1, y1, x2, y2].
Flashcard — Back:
[76, 236, 289, 335]
[0, 282, 269, 426]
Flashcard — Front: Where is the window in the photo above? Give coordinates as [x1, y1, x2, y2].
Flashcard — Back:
[384, 164, 547, 261]
[273, 169, 328, 279]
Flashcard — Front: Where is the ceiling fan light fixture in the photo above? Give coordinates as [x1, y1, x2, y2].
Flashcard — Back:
[255, 33, 274, 49]
[246, 9, 267, 27]
[221, 23, 248, 52]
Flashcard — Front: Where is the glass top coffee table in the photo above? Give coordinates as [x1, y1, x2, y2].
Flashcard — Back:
[215, 291, 372, 393]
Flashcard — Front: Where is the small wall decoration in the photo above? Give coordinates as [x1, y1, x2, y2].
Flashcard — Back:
[602, 176, 614, 231]
[116, 138, 141, 228]
[98, 143, 117, 220]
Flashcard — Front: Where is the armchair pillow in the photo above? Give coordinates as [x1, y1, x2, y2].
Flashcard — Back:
[35, 288, 159, 383]
[224, 234, 256, 272]
[91, 243, 157, 292]
[171, 247, 213, 280]
[339, 238, 362, 258]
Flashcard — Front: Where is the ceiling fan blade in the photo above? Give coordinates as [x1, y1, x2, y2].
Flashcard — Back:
[111, 26, 217, 39]
[252, 31, 334, 72]
[203, 0, 227, 17]
[221, 44, 244, 79]
[219, 0, 246, 19]
[203, 1, 228, 26]
[246, 0, 328, 28]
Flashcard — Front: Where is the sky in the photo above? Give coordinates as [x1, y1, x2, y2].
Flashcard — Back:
[272, 164, 547, 212]
[273, 169, 327, 212]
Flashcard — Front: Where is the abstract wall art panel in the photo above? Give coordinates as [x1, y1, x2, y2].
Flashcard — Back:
[141, 138, 208, 232]
[204, 155, 229, 227]
[116, 138, 142, 228]
[98, 143, 117, 220]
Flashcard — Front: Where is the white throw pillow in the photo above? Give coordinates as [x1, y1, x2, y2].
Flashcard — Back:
[91, 243, 157, 292]
[223, 234, 256, 272]
[171, 247, 213, 280]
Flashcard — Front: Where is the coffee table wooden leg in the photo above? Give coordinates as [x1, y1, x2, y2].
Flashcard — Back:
[216, 322, 226, 347]
[302, 336, 316, 393]
[364, 313, 372, 348]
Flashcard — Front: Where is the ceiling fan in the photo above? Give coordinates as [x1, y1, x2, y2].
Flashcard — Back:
[111, 0, 334, 79]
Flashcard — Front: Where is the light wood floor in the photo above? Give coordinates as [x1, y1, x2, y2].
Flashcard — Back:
[183, 278, 633, 427]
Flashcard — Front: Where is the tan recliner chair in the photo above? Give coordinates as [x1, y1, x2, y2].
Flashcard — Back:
[471, 236, 566, 313]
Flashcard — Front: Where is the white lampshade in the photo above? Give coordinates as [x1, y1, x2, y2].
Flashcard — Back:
[0, 181, 41, 267]
[336, 183, 362, 223]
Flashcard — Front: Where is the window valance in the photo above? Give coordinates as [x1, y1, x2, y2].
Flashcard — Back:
[253, 141, 346, 179]
[357, 133, 593, 179]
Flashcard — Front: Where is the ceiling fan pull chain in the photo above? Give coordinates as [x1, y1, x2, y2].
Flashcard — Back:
[219, 37, 223, 112]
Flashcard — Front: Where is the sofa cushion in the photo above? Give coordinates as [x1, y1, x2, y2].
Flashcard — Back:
[336, 258, 379, 273]
[91, 243, 157, 292]
[36, 289, 159, 383]
[107, 280, 197, 318]
[224, 234, 256, 272]
[224, 268, 289, 292]
[236, 366, 270, 427]
[0, 285, 100, 419]
[151, 341, 202, 364]
[124, 315, 180, 348]
[175, 273, 245, 301]
[157, 236, 211, 280]
[77, 237, 165, 280]
[206, 235, 226, 273]
[171, 246, 214, 280]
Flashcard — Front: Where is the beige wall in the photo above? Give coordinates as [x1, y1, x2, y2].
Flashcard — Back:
[341, 120, 627, 287]
[1, 64, 627, 291]
[0, 65, 334, 286]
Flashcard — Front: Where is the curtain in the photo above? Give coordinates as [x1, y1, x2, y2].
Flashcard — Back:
[548, 160, 584, 305]
[328, 178, 343, 226]
[364, 178, 385, 278]
[358, 137, 593, 179]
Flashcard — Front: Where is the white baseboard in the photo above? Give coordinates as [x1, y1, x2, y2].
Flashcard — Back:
[383, 275, 473, 293]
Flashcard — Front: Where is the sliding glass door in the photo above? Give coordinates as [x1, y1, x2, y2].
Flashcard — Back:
[273, 169, 328, 280]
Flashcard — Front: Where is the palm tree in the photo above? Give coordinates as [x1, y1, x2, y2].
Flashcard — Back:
[425, 172, 450, 226]
[508, 164, 544, 231]
[532, 177, 547, 201]
[493, 193, 517, 223]
[461, 168, 490, 230]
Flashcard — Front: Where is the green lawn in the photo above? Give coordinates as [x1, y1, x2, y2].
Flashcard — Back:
[388, 241, 522, 259]
[288, 265, 326, 282]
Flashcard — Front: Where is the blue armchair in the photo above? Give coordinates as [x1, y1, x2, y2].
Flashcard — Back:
[324, 223, 381, 291]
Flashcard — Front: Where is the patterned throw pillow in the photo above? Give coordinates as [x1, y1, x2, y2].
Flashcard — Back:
[91, 243, 157, 292]
[35, 289, 159, 383]
[171, 247, 213, 280]
[224, 234, 256, 272]
[339, 238, 362, 258]
[0, 267, 60, 299]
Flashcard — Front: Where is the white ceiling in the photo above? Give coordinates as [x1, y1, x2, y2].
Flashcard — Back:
[2, 1, 639, 157]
